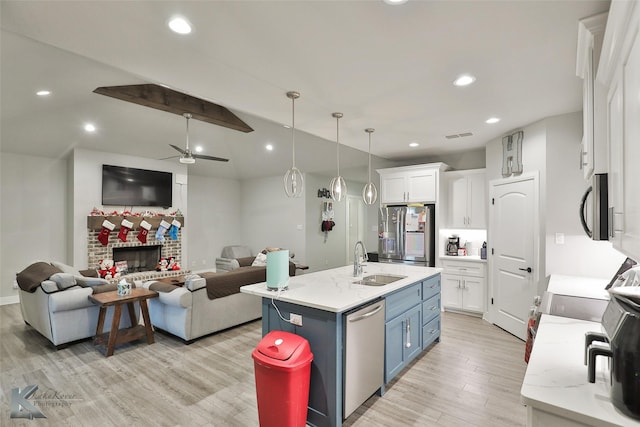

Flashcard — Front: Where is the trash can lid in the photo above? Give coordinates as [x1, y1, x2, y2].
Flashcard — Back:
[256, 331, 309, 362]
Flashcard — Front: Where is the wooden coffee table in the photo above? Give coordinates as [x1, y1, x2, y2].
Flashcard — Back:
[88, 288, 158, 357]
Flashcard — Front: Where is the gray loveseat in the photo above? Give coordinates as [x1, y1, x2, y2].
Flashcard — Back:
[17, 261, 139, 349]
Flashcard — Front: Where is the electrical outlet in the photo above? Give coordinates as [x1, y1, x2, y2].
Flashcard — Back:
[13, 280, 19, 289]
[555, 233, 565, 245]
[290, 313, 303, 326]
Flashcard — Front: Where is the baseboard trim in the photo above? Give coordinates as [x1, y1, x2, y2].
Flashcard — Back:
[0, 295, 19, 306]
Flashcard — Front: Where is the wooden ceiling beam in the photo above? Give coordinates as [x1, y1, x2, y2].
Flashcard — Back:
[93, 84, 253, 133]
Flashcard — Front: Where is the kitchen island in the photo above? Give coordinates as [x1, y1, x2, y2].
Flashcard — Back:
[241, 263, 441, 427]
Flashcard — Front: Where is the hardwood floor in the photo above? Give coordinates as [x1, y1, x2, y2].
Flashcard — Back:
[0, 304, 526, 426]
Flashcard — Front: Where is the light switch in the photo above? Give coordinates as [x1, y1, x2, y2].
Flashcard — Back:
[555, 233, 565, 245]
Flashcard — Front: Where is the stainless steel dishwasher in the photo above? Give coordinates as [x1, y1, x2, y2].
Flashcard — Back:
[343, 298, 385, 419]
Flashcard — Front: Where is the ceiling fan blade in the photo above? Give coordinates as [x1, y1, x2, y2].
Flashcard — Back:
[193, 153, 229, 162]
[169, 144, 187, 155]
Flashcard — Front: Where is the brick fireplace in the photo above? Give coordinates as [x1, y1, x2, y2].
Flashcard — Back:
[87, 216, 186, 281]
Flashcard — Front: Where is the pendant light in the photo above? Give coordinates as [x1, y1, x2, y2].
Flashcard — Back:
[329, 112, 347, 202]
[283, 91, 304, 198]
[362, 128, 378, 205]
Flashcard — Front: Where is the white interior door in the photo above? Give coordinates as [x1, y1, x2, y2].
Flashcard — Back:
[489, 173, 539, 340]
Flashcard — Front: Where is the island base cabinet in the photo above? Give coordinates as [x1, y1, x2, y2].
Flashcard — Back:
[384, 305, 421, 383]
[261, 300, 341, 427]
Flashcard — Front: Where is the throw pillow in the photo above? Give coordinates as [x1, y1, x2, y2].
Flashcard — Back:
[251, 252, 268, 267]
[50, 261, 82, 276]
[49, 273, 77, 290]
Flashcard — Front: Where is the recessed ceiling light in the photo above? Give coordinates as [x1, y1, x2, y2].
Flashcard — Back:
[194, 145, 203, 153]
[84, 123, 96, 132]
[485, 117, 500, 124]
[453, 75, 476, 87]
[266, 144, 274, 151]
[168, 17, 192, 34]
[36, 90, 51, 96]
[383, 0, 409, 4]
[409, 142, 419, 148]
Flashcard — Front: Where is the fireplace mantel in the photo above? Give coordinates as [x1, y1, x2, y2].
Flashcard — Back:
[87, 215, 185, 231]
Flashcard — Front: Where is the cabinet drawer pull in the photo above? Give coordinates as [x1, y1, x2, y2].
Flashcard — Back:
[406, 318, 411, 348]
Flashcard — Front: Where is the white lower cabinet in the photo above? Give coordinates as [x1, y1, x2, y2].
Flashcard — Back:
[441, 259, 486, 315]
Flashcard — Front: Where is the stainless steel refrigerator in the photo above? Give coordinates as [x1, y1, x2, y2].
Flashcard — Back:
[378, 204, 435, 266]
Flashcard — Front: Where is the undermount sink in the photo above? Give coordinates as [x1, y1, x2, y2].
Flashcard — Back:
[353, 274, 407, 286]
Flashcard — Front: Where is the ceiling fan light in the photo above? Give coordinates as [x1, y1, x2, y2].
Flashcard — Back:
[179, 156, 195, 164]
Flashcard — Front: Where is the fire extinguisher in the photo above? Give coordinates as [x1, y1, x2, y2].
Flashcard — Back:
[524, 307, 536, 363]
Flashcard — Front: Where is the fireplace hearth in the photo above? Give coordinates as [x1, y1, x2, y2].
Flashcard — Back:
[112, 245, 161, 273]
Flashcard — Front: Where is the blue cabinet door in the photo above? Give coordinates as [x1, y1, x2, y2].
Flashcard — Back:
[385, 314, 404, 382]
[405, 305, 422, 362]
[384, 304, 422, 383]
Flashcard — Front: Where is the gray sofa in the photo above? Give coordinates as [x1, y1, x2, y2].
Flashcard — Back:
[17, 261, 139, 349]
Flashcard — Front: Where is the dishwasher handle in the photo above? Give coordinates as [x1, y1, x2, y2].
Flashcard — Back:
[348, 304, 384, 322]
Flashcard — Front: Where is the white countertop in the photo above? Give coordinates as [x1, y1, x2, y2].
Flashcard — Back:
[521, 314, 640, 427]
[240, 263, 441, 313]
[546, 274, 610, 300]
[439, 255, 487, 263]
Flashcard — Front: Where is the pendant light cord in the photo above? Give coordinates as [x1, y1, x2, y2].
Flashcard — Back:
[291, 95, 296, 168]
[368, 131, 372, 181]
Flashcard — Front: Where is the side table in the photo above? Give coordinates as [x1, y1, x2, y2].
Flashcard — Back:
[88, 288, 158, 357]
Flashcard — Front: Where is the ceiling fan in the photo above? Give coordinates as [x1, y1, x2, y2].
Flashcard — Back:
[169, 113, 229, 164]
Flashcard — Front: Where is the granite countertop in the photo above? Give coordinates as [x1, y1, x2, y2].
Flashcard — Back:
[521, 314, 640, 426]
[240, 263, 441, 313]
[439, 255, 487, 263]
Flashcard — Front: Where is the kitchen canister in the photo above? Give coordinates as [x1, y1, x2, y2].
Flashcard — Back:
[117, 279, 131, 296]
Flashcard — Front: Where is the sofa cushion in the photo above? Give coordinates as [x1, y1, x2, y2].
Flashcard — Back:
[237, 257, 256, 268]
[50, 261, 82, 276]
[50, 273, 77, 290]
[16, 262, 63, 293]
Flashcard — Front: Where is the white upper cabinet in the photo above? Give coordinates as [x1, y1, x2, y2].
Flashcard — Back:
[378, 164, 446, 204]
[576, 12, 608, 180]
[446, 169, 486, 229]
[597, 0, 640, 260]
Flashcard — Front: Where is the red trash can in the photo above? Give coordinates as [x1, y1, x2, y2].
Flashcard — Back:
[252, 330, 314, 427]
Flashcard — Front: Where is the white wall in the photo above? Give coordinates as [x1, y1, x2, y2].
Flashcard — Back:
[240, 175, 306, 263]
[544, 113, 625, 278]
[71, 149, 188, 268]
[187, 174, 242, 271]
[1, 153, 67, 302]
[486, 112, 625, 284]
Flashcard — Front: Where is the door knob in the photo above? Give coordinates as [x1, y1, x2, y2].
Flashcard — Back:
[519, 267, 532, 273]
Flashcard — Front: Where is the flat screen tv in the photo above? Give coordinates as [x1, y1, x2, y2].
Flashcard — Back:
[102, 165, 172, 208]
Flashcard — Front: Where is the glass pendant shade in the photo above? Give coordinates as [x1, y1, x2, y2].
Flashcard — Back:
[330, 112, 347, 202]
[283, 91, 304, 198]
[362, 128, 378, 205]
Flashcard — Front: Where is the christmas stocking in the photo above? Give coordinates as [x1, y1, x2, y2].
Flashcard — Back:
[97, 220, 116, 246]
[168, 219, 181, 240]
[155, 220, 171, 242]
[137, 220, 152, 244]
[118, 219, 134, 242]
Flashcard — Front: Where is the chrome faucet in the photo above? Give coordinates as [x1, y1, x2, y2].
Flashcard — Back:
[353, 241, 368, 277]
